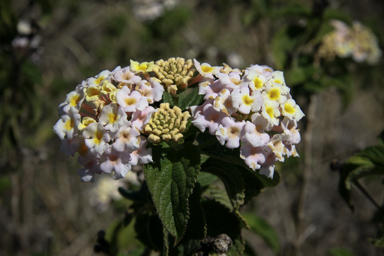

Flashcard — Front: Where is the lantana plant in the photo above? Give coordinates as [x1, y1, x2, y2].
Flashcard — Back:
[54, 57, 304, 255]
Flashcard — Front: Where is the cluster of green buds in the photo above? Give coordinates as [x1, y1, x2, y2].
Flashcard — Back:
[152, 57, 195, 95]
[144, 103, 191, 143]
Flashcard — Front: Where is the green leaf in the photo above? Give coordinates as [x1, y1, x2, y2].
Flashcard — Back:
[328, 248, 356, 256]
[134, 213, 163, 251]
[170, 183, 207, 256]
[203, 185, 233, 211]
[202, 159, 245, 209]
[242, 213, 280, 254]
[338, 145, 384, 210]
[202, 200, 244, 256]
[285, 66, 319, 86]
[144, 143, 201, 243]
[118, 182, 149, 203]
[196, 172, 218, 187]
[106, 219, 139, 255]
[162, 91, 174, 107]
[272, 26, 303, 69]
[178, 87, 204, 110]
[123, 212, 134, 227]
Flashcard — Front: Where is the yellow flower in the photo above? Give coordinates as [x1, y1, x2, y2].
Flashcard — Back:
[130, 60, 155, 73]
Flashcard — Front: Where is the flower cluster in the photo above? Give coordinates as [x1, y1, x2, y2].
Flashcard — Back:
[191, 60, 304, 178]
[318, 20, 382, 65]
[54, 65, 163, 182]
[54, 58, 304, 182]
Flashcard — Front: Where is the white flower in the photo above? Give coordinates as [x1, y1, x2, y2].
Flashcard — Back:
[116, 86, 148, 112]
[281, 99, 305, 121]
[82, 123, 111, 156]
[194, 59, 221, 78]
[53, 107, 81, 140]
[231, 86, 263, 114]
[99, 103, 129, 132]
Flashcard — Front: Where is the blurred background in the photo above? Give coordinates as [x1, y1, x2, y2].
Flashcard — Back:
[1, 0, 384, 255]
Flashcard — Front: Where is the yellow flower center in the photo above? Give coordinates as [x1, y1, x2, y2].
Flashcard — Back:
[229, 127, 240, 138]
[139, 63, 148, 71]
[253, 77, 263, 89]
[125, 98, 137, 106]
[242, 94, 254, 106]
[108, 113, 118, 123]
[284, 103, 295, 114]
[94, 131, 103, 144]
[70, 94, 81, 107]
[268, 88, 280, 101]
[64, 119, 75, 131]
[202, 65, 214, 73]
[266, 106, 274, 119]
[274, 79, 282, 84]
[95, 76, 105, 85]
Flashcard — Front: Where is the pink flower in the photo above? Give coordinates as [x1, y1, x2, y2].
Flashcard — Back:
[240, 144, 268, 171]
[100, 147, 132, 179]
[192, 102, 227, 135]
[215, 117, 245, 148]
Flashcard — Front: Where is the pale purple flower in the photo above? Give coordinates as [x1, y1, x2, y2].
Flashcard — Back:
[128, 137, 153, 165]
[192, 102, 227, 135]
[78, 159, 102, 183]
[113, 66, 141, 85]
[240, 121, 270, 148]
[112, 125, 141, 152]
[131, 106, 155, 131]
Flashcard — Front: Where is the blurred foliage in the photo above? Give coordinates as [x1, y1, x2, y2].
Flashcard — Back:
[328, 248, 357, 256]
[336, 131, 384, 250]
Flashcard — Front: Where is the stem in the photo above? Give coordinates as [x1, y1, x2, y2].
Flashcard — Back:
[354, 180, 383, 213]
[163, 227, 169, 256]
[295, 94, 318, 256]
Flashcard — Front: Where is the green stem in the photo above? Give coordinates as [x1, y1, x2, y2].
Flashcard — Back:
[163, 226, 169, 256]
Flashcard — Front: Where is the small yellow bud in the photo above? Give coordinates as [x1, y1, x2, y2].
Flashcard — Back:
[144, 103, 191, 143]
[153, 57, 196, 93]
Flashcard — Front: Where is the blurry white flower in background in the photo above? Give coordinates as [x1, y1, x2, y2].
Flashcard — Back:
[130, 0, 178, 22]
[12, 20, 43, 63]
[89, 171, 141, 212]
[227, 52, 244, 68]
